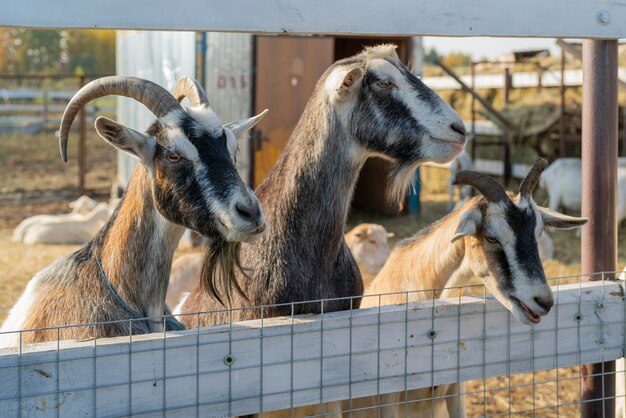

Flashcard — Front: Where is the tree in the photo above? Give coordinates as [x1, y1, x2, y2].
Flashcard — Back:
[442, 52, 471, 69]
[65, 30, 115, 75]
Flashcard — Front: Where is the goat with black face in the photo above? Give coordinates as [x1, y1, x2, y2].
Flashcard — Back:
[0, 76, 266, 347]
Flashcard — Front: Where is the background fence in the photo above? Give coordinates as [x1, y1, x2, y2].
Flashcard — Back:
[0, 277, 622, 417]
[0, 74, 116, 206]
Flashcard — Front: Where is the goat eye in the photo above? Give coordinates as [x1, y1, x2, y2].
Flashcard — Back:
[375, 80, 394, 89]
[485, 236, 499, 244]
[167, 153, 182, 163]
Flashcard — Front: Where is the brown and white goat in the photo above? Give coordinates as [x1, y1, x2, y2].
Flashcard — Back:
[350, 159, 587, 418]
[0, 76, 266, 347]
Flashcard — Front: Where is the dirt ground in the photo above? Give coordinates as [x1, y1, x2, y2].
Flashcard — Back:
[0, 164, 624, 417]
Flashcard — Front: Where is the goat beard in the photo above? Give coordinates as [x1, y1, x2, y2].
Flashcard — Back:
[386, 160, 420, 205]
[200, 237, 249, 307]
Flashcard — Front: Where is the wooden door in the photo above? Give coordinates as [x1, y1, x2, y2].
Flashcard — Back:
[253, 36, 334, 187]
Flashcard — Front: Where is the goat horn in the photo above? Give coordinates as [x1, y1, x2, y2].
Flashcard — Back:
[519, 157, 548, 198]
[452, 170, 508, 203]
[172, 76, 210, 106]
[59, 76, 182, 162]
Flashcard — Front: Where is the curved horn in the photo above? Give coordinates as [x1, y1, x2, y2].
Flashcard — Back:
[59, 76, 181, 162]
[519, 157, 548, 198]
[452, 171, 508, 203]
[172, 76, 210, 106]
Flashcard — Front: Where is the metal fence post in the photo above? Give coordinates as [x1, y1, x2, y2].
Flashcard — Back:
[580, 39, 618, 418]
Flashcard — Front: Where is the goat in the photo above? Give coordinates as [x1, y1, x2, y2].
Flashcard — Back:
[181, 43, 466, 321]
[350, 159, 587, 418]
[540, 158, 626, 225]
[22, 202, 111, 245]
[0, 76, 266, 347]
[448, 150, 473, 210]
[12, 195, 99, 242]
[180, 44, 466, 417]
[344, 223, 394, 289]
[166, 252, 203, 309]
[69, 195, 98, 214]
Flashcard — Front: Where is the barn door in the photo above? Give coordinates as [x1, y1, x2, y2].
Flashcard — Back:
[253, 36, 334, 187]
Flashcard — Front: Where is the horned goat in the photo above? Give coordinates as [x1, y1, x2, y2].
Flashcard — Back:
[0, 76, 266, 347]
[350, 159, 587, 418]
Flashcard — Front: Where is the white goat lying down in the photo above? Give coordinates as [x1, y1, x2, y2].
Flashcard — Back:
[22, 203, 112, 245]
[348, 159, 586, 418]
[13, 202, 112, 245]
[11, 195, 99, 243]
[540, 158, 626, 224]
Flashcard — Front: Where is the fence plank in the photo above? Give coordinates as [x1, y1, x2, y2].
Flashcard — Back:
[1, 0, 625, 38]
[0, 281, 623, 417]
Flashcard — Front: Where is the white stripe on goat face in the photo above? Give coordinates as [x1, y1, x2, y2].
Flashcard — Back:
[365, 55, 466, 164]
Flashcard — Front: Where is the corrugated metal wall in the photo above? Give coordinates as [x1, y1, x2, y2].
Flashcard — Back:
[115, 30, 196, 186]
[115, 31, 253, 187]
[204, 33, 254, 184]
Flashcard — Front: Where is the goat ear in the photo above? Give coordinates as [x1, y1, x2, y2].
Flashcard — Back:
[225, 109, 269, 141]
[336, 67, 364, 97]
[452, 208, 481, 242]
[538, 206, 588, 229]
[387, 232, 395, 238]
[95, 117, 154, 162]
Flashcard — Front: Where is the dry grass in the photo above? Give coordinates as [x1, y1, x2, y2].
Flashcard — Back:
[0, 130, 115, 197]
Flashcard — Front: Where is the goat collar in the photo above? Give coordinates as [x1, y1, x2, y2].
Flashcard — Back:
[94, 254, 184, 331]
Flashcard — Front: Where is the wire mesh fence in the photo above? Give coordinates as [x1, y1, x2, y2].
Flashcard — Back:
[0, 74, 116, 205]
[0, 273, 623, 417]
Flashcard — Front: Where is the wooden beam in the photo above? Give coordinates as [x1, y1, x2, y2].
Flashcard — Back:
[0, 281, 622, 417]
[0, 0, 625, 38]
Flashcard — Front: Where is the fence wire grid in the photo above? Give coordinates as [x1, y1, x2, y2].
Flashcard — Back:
[0, 272, 624, 418]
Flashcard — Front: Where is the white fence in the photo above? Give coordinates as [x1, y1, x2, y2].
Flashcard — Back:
[0, 280, 622, 417]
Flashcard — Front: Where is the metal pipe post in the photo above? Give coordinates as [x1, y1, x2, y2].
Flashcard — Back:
[580, 39, 618, 418]
[503, 67, 510, 106]
[559, 50, 566, 158]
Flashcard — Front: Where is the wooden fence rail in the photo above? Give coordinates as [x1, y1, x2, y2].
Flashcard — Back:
[0, 281, 622, 417]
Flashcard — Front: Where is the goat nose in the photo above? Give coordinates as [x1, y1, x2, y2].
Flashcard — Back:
[534, 295, 554, 313]
[450, 122, 467, 137]
[236, 201, 258, 223]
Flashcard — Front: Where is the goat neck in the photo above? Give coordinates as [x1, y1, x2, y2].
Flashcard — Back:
[96, 164, 185, 326]
[364, 202, 472, 307]
[245, 96, 366, 307]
